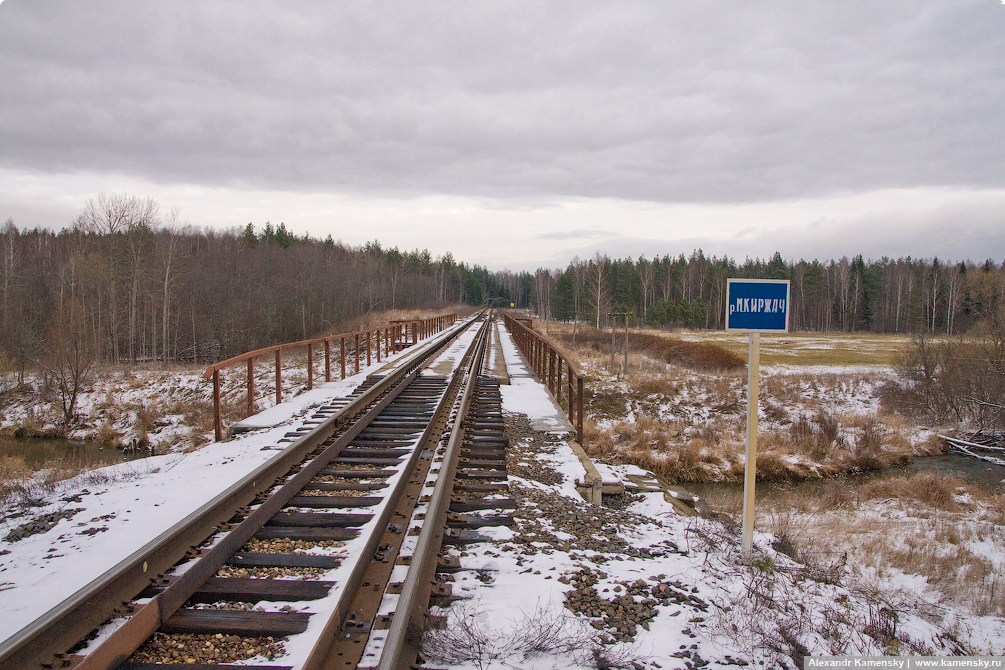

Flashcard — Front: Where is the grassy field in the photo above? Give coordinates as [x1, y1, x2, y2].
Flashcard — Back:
[537, 321, 917, 367]
[674, 330, 915, 367]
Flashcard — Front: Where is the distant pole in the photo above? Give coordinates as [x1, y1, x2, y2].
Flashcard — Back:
[609, 314, 616, 373]
[741, 332, 760, 556]
[607, 312, 632, 376]
[623, 315, 629, 373]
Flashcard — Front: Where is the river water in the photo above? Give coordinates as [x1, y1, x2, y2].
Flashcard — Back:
[0, 434, 152, 470]
[689, 451, 1005, 503]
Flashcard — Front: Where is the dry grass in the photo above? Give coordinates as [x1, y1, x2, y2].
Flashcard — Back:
[675, 330, 916, 367]
[585, 367, 921, 482]
[554, 325, 928, 482]
[0, 454, 33, 506]
[0, 453, 92, 511]
[544, 322, 745, 373]
[701, 473, 1005, 618]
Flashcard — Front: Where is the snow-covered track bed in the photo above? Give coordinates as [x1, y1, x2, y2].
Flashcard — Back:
[0, 314, 492, 670]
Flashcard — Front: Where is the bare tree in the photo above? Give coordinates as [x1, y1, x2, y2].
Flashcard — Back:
[42, 299, 97, 432]
[157, 211, 185, 361]
[926, 259, 942, 334]
[945, 262, 965, 335]
[75, 192, 158, 235]
[534, 268, 553, 320]
[74, 193, 160, 361]
[637, 256, 653, 326]
[589, 253, 608, 328]
[1, 218, 18, 334]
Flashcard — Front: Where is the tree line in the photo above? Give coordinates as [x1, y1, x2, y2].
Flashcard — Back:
[6, 190, 1004, 384]
[0, 193, 509, 379]
[507, 250, 1005, 334]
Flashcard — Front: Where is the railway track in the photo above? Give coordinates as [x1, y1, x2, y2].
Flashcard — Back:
[0, 310, 515, 670]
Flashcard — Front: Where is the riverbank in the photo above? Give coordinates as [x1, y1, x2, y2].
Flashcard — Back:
[538, 321, 1005, 631]
[536, 322, 948, 483]
[0, 365, 214, 450]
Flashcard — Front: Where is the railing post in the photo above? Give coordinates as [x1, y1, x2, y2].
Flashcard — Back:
[366, 331, 371, 366]
[246, 357, 255, 417]
[341, 337, 346, 379]
[376, 329, 381, 362]
[577, 375, 584, 445]
[325, 339, 331, 382]
[213, 369, 223, 442]
[354, 333, 360, 373]
[307, 343, 314, 390]
[567, 364, 574, 428]
[275, 349, 282, 405]
[549, 348, 556, 394]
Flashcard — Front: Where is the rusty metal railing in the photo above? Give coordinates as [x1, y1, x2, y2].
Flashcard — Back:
[203, 314, 456, 441]
[502, 313, 584, 444]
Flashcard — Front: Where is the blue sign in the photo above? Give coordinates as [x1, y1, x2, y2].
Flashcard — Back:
[725, 279, 790, 332]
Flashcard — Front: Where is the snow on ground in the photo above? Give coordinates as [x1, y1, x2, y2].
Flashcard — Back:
[0, 326, 451, 645]
[2, 317, 1003, 668]
[422, 323, 1005, 668]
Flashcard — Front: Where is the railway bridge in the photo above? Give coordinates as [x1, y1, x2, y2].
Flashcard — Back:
[0, 310, 695, 670]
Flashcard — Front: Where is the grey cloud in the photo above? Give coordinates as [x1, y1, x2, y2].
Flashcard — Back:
[535, 228, 604, 241]
[2, 1, 1004, 205]
[524, 197, 1005, 273]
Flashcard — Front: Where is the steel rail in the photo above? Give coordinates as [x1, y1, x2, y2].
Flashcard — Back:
[300, 313, 493, 670]
[77, 363, 438, 669]
[0, 315, 475, 670]
[376, 313, 493, 670]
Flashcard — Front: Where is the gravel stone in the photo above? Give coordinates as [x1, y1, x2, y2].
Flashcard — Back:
[128, 632, 285, 664]
[4, 508, 84, 542]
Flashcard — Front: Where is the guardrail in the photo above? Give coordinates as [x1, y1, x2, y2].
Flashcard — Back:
[502, 313, 585, 444]
[203, 314, 456, 441]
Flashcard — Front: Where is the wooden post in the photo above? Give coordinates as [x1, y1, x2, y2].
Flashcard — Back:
[742, 332, 760, 557]
[548, 348, 555, 394]
[275, 349, 282, 405]
[610, 317, 616, 373]
[556, 360, 563, 405]
[354, 333, 360, 373]
[624, 317, 629, 373]
[567, 366, 574, 427]
[340, 337, 346, 379]
[576, 375, 584, 445]
[366, 331, 371, 366]
[246, 358, 255, 417]
[325, 339, 331, 382]
[307, 343, 313, 390]
[213, 369, 223, 442]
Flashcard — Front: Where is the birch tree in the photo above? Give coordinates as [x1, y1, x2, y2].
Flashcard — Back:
[589, 253, 608, 328]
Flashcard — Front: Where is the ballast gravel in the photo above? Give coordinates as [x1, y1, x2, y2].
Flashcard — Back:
[430, 412, 723, 668]
[241, 537, 345, 553]
[128, 632, 285, 664]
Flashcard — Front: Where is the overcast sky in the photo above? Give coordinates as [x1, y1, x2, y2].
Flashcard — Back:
[1, 1, 1003, 271]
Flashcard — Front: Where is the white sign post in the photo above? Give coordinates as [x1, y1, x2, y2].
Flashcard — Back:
[725, 279, 790, 557]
